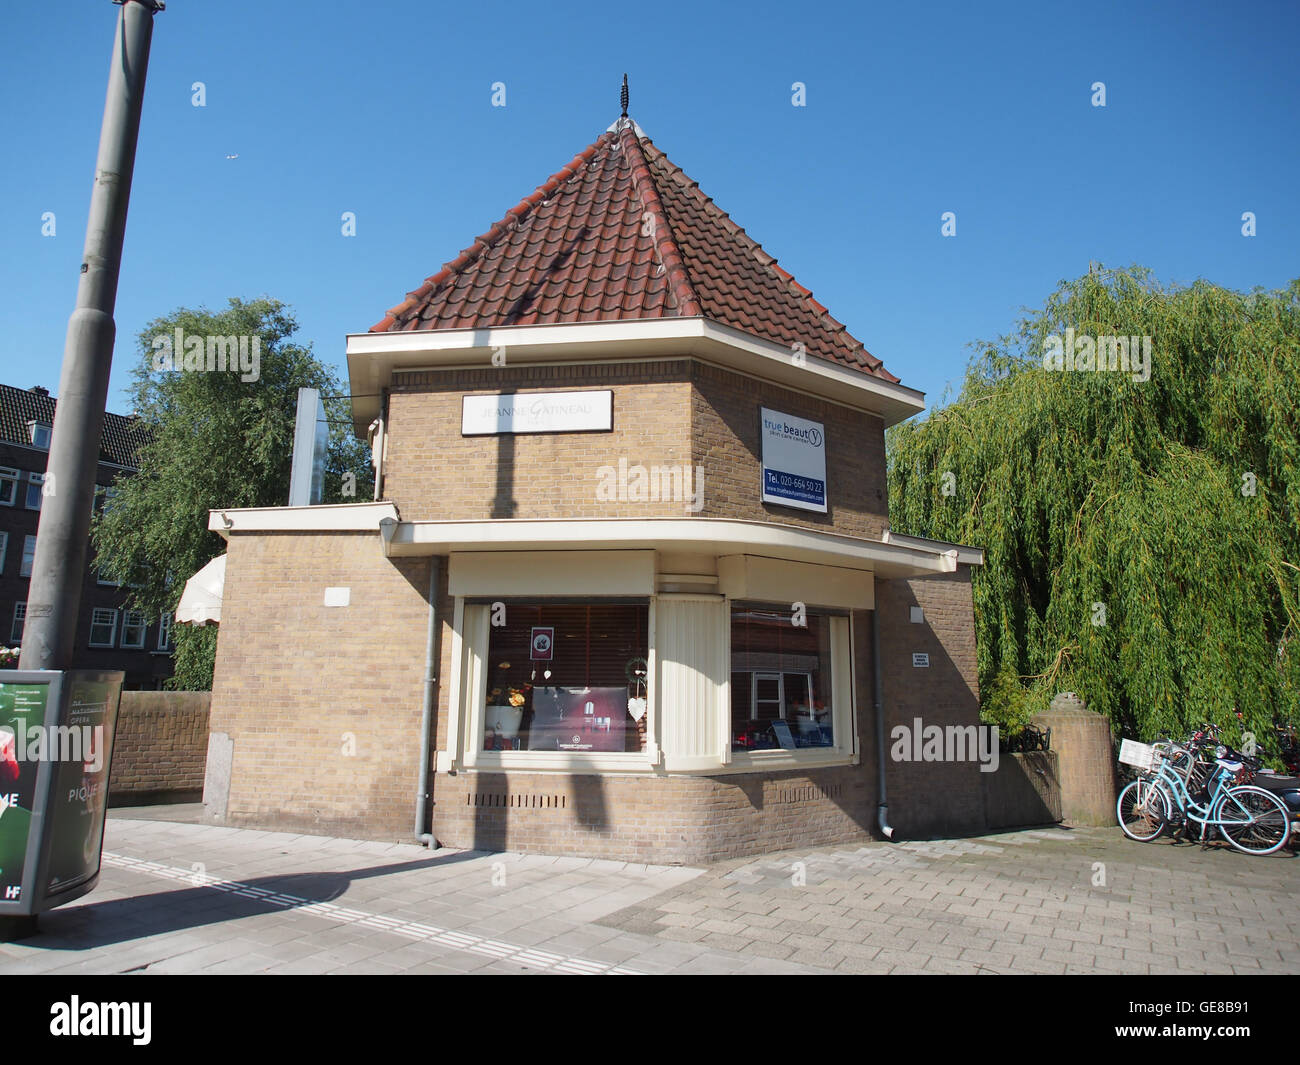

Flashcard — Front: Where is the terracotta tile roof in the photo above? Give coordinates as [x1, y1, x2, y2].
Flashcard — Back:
[371, 123, 898, 383]
[0, 383, 149, 469]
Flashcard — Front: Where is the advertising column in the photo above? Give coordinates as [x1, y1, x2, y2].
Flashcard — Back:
[0, 670, 122, 928]
[0, 681, 55, 906]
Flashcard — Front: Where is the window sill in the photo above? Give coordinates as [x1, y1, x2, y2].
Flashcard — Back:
[718, 748, 858, 774]
[463, 750, 657, 774]
[450, 747, 858, 776]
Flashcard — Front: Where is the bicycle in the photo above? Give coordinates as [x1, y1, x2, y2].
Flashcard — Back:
[1117, 731, 1291, 855]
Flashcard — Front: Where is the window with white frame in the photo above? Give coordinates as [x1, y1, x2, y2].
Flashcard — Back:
[121, 610, 147, 649]
[24, 473, 44, 511]
[89, 607, 117, 648]
[0, 467, 17, 507]
[11, 603, 26, 644]
[157, 612, 174, 651]
[28, 422, 52, 449]
[730, 603, 844, 752]
[0, 531, 7, 574]
[20, 535, 36, 578]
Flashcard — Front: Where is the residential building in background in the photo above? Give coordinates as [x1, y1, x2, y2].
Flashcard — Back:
[0, 382, 173, 689]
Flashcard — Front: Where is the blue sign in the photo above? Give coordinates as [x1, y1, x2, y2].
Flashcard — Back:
[763, 468, 826, 507]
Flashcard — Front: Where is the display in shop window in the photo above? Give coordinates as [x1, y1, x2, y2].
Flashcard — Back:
[482, 602, 649, 753]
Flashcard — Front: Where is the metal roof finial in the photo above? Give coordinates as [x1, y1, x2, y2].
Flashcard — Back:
[620, 73, 629, 118]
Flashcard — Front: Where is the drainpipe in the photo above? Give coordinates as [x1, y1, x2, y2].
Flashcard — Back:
[414, 554, 441, 846]
[872, 600, 895, 840]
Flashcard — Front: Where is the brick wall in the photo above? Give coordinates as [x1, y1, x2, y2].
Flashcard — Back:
[432, 768, 875, 865]
[1031, 705, 1118, 826]
[206, 530, 435, 838]
[875, 570, 987, 838]
[108, 690, 210, 805]
[386, 362, 694, 522]
[384, 359, 888, 536]
[983, 751, 1062, 829]
[690, 362, 889, 537]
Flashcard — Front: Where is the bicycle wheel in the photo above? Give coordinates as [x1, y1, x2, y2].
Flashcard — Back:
[1118, 778, 1168, 841]
[1215, 786, 1291, 855]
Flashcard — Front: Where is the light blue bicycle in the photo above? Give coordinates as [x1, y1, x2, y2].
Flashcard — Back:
[1117, 735, 1290, 855]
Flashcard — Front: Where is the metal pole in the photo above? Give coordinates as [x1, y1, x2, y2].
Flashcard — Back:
[20, 0, 164, 672]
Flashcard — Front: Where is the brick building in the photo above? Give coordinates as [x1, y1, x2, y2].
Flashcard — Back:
[203, 114, 988, 861]
[0, 383, 173, 689]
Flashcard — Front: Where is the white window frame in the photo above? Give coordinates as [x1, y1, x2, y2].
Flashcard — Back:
[723, 603, 857, 773]
[11, 602, 26, 644]
[89, 607, 118, 648]
[28, 422, 52, 449]
[455, 598, 658, 774]
[157, 612, 174, 652]
[121, 610, 147, 649]
[24, 472, 44, 511]
[19, 535, 36, 579]
[0, 531, 7, 575]
[0, 467, 18, 507]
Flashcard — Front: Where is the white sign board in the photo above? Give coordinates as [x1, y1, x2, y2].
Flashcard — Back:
[1118, 739, 1155, 769]
[912, 653, 930, 668]
[288, 387, 328, 506]
[462, 391, 613, 435]
[760, 407, 827, 513]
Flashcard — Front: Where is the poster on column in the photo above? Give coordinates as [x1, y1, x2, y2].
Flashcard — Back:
[760, 407, 827, 513]
[0, 677, 56, 909]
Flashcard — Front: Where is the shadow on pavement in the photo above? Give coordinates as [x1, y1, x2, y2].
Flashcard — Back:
[23, 849, 484, 952]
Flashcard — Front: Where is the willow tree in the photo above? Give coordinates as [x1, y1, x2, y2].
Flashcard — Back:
[886, 267, 1300, 754]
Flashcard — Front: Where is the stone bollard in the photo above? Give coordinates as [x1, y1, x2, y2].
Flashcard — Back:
[1031, 692, 1119, 826]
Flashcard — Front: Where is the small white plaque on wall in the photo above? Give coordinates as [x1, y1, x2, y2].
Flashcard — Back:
[910, 606, 925, 624]
[912, 652, 930, 668]
[324, 587, 350, 607]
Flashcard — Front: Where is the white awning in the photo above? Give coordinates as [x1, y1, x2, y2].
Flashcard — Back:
[175, 554, 226, 625]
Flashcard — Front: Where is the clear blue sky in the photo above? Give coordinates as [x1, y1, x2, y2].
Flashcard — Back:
[2, 0, 1297, 419]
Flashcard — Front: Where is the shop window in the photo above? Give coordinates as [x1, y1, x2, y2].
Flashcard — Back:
[121, 611, 147, 649]
[89, 608, 117, 648]
[20, 535, 36, 578]
[730, 604, 835, 751]
[11, 602, 25, 644]
[0, 467, 17, 507]
[482, 601, 649, 753]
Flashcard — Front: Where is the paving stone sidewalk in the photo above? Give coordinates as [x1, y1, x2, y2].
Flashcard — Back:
[599, 826, 1300, 974]
[0, 811, 820, 975]
[0, 809, 1294, 974]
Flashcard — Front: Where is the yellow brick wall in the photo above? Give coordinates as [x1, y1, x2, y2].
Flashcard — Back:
[383, 359, 889, 536]
[208, 530, 434, 837]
